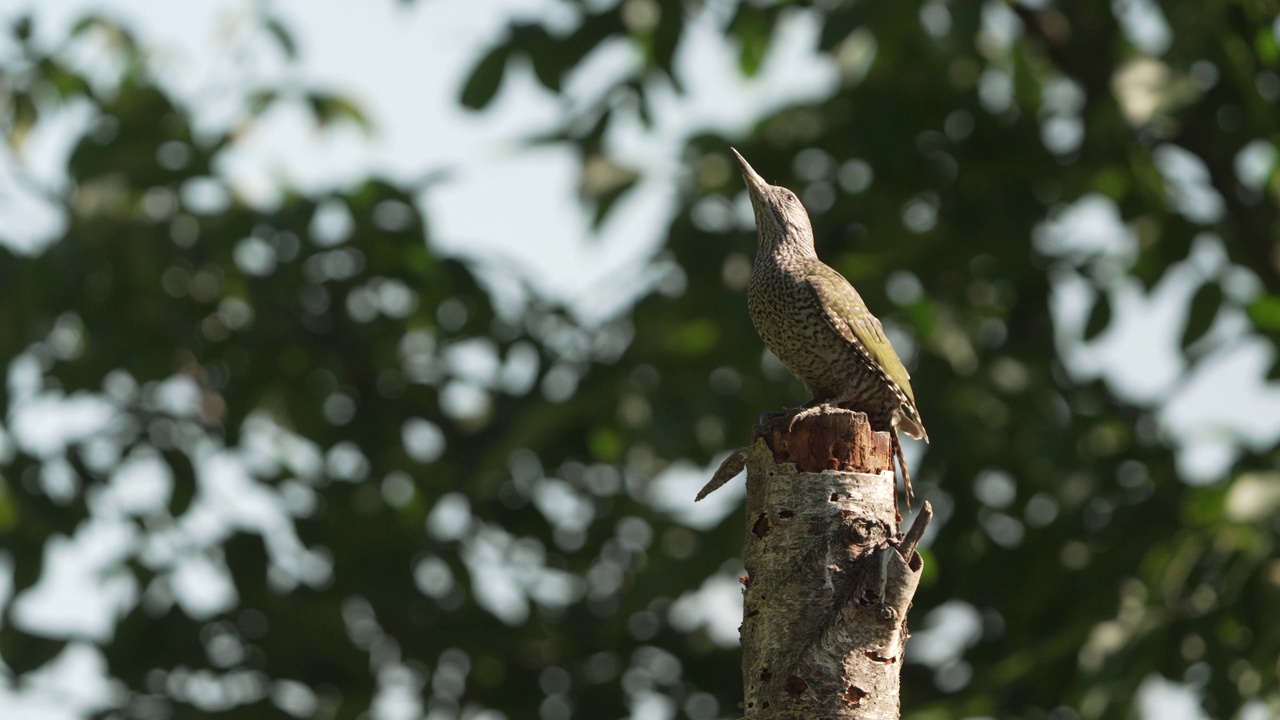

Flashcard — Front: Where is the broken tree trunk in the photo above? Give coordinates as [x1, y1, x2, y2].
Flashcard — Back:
[738, 407, 930, 719]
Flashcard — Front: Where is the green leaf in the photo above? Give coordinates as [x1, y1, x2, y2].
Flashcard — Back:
[264, 15, 299, 59]
[1247, 294, 1280, 331]
[308, 92, 372, 132]
[818, 5, 864, 51]
[1181, 485, 1227, 526]
[1084, 291, 1111, 340]
[164, 448, 197, 517]
[563, 9, 627, 71]
[1256, 27, 1279, 66]
[580, 153, 639, 228]
[589, 427, 622, 462]
[1268, 354, 1280, 381]
[1092, 167, 1130, 199]
[591, 174, 638, 228]
[579, 106, 613, 155]
[12, 14, 32, 42]
[1181, 282, 1222, 349]
[0, 628, 65, 676]
[460, 43, 510, 110]
[42, 60, 90, 100]
[246, 88, 279, 115]
[513, 24, 561, 92]
[7, 91, 37, 149]
[651, 2, 684, 81]
[629, 78, 653, 126]
[670, 318, 720, 355]
[69, 14, 110, 37]
[0, 488, 14, 532]
[732, 6, 773, 77]
[67, 14, 136, 49]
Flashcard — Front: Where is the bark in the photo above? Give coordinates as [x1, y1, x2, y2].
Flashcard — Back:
[738, 407, 929, 720]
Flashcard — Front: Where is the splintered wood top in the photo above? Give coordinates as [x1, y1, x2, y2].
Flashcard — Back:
[753, 407, 893, 475]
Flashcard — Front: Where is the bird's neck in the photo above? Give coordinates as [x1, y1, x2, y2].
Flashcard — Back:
[756, 229, 818, 268]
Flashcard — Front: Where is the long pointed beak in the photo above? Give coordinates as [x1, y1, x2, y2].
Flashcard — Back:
[730, 147, 769, 198]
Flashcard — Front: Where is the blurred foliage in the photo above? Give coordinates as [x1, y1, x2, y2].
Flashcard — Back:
[1, 2, 1280, 720]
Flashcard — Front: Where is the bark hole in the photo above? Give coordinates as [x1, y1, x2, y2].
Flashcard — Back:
[783, 675, 808, 697]
[843, 685, 868, 705]
[752, 514, 771, 539]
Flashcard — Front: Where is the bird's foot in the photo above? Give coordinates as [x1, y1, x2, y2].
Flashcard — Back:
[785, 402, 835, 432]
[758, 398, 823, 426]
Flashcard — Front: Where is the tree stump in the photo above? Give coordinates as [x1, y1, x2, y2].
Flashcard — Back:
[739, 407, 928, 719]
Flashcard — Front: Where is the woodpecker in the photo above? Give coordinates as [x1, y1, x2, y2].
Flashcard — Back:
[734, 148, 927, 500]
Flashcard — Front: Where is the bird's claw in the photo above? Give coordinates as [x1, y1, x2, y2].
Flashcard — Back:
[785, 403, 828, 432]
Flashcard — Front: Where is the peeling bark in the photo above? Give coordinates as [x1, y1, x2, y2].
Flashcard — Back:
[739, 407, 929, 719]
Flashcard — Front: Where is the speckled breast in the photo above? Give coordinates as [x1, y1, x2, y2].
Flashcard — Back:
[747, 267, 898, 424]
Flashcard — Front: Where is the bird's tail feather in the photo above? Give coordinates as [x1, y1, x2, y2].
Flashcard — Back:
[895, 406, 928, 442]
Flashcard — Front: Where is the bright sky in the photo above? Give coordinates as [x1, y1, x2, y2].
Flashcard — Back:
[1, 1, 1277, 718]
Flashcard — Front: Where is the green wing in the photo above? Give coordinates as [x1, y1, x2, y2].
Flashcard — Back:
[805, 264, 918, 406]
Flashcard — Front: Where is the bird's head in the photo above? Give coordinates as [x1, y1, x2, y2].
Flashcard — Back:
[731, 148, 814, 245]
